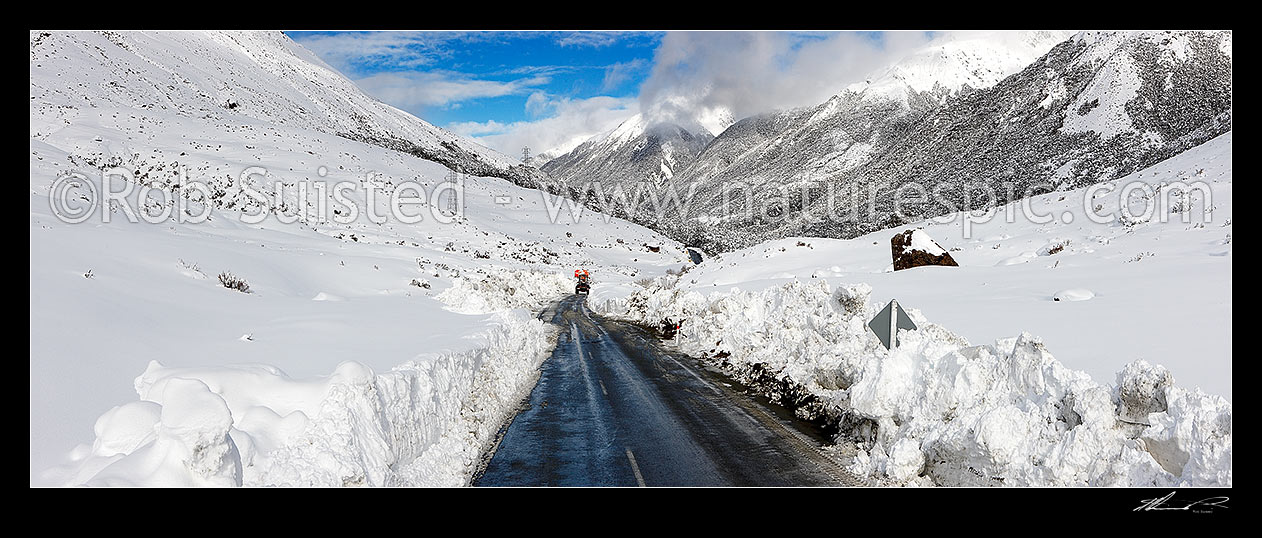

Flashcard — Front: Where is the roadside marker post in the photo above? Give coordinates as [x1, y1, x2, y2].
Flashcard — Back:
[868, 299, 917, 350]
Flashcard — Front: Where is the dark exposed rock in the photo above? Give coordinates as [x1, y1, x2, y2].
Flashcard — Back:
[891, 229, 958, 271]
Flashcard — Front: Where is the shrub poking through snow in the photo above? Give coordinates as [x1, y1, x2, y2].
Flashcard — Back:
[218, 271, 250, 293]
[833, 282, 872, 317]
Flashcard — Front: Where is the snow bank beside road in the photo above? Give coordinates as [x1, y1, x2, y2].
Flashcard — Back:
[437, 267, 571, 315]
[57, 307, 555, 487]
[594, 278, 1231, 487]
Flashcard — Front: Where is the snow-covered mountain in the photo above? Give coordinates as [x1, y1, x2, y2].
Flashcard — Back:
[690, 105, 737, 138]
[541, 31, 1074, 248]
[530, 146, 570, 167]
[540, 113, 715, 189]
[845, 31, 1076, 107]
[29, 31, 553, 192]
[664, 30, 1232, 252]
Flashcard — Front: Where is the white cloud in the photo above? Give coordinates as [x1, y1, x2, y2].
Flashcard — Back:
[292, 31, 981, 164]
[288, 31, 468, 74]
[602, 58, 649, 91]
[525, 91, 552, 117]
[447, 95, 637, 157]
[555, 31, 625, 48]
[446, 119, 511, 137]
[637, 31, 936, 125]
[354, 71, 551, 109]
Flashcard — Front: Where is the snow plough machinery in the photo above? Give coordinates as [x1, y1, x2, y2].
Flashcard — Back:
[574, 268, 591, 295]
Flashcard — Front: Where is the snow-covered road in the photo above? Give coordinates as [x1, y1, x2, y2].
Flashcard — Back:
[474, 295, 858, 486]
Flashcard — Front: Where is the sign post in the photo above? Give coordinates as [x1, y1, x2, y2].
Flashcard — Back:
[868, 299, 917, 350]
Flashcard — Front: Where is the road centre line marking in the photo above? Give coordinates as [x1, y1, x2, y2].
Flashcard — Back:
[625, 448, 646, 487]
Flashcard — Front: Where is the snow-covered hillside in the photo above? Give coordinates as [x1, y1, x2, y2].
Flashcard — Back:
[541, 113, 715, 191]
[29, 31, 552, 191]
[846, 31, 1074, 106]
[592, 131, 1232, 486]
[29, 30, 686, 486]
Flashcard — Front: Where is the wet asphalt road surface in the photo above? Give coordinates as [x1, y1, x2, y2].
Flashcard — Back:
[473, 295, 858, 487]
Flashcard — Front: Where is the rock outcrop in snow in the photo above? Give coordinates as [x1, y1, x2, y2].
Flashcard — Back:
[891, 229, 958, 271]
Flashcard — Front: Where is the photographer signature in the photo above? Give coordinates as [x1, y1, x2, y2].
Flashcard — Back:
[1135, 491, 1229, 512]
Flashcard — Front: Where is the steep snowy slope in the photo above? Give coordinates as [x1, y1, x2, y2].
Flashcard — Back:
[846, 31, 1075, 106]
[545, 31, 1069, 249]
[674, 30, 1231, 252]
[541, 113, 715, 192]
[29, 30, 685, 486]
[29, 30, 552, 191]
[531, 146, 570, 167]
[593, 131, 1232, 486]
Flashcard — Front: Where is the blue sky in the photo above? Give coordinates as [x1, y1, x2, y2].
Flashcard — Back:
[286, 31, 936, 157]
[286, 31, 661, 129]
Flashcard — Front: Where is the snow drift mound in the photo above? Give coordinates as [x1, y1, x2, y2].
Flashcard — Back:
[54, 264, 586, 486]
[437, 267, 571, 315]
[56, 308, 556, 487]
[594, 278, 1231, 486]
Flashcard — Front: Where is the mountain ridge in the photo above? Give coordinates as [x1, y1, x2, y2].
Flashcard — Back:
[29, 30, 556, 192]
[545, 30, 1232, 253]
